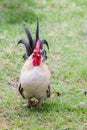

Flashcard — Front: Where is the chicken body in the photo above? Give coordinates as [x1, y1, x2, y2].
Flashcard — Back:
[19, 55, 51, 107]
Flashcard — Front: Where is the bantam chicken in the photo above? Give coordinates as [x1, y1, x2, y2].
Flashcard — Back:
[18, 19, 51, 108]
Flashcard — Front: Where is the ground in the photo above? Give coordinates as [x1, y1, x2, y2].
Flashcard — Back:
[0, 0, 87, 129]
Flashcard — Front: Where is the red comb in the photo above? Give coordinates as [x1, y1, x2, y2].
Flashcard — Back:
[35, 40, 41, 52]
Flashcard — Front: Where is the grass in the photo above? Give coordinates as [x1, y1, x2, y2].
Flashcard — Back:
[0, 0, 87, 129]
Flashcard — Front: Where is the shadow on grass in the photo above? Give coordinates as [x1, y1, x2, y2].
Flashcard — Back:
[18, 98, 76, 114]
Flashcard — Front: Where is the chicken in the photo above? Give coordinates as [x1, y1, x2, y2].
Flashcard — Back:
[18, 19, 51, 108]
[18, 40, 51, 108]
[18, 18, 49, 61]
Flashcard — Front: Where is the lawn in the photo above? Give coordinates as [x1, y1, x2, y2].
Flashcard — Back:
[0, 0, 87, 129]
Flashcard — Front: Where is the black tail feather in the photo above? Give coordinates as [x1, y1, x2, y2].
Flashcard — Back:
[41, 39, 49, 50]
[17, 39, 31, 56]
[36, 17, 39, 43]
[40, 39, 49, 61]
[24, 26, 33, 52]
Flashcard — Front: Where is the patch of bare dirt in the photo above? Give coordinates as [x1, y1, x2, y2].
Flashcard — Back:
[0, 117, 8, 130]
[52, 52, 61, 61]
[8, 78, 18, 88]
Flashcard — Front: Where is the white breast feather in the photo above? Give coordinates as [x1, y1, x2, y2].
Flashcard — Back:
[20, 66, 50, 99]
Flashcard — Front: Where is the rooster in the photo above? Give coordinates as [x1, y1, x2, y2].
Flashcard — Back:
[18, 19, 51, 108]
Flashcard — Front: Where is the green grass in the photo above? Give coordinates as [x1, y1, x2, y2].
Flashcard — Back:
[0, 0, 87, 129]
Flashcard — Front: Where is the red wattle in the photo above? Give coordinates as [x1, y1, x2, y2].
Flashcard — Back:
[32, 55, 41, 66]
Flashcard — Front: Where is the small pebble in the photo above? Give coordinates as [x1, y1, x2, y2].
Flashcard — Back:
[23, 103, 30, 108]
[50, 69, 57, 74]
[56, 92, 62, 97]
[84, 90, 87, 95]
[79, 102, 87, 108]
